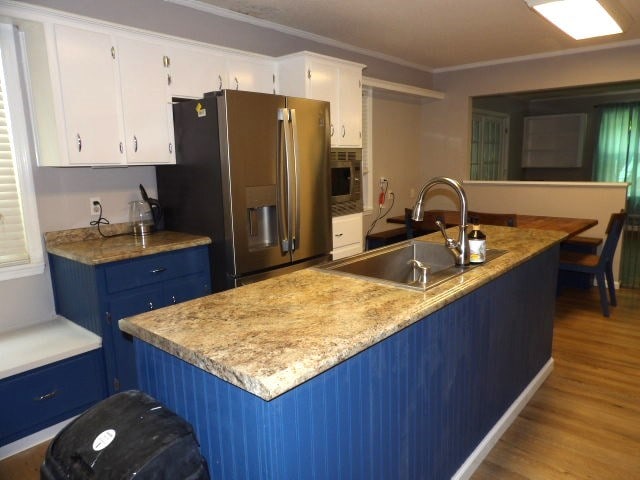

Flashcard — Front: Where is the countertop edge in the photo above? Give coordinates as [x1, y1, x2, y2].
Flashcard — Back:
[120, 228, 566, 401]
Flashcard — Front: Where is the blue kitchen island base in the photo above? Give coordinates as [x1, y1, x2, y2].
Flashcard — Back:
[134, 246, 558, 480]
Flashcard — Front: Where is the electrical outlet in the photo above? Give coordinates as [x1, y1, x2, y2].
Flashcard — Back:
[90, 197, 101, 216]
[379, 177, 388, 188]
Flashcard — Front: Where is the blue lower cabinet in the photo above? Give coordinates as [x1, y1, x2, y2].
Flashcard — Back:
[0, 350, 105, 447]
[49, 245, 211, 395]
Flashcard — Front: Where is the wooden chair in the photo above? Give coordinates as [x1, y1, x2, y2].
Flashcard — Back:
[405, 208, 443, 239]
[467, 211, 518, 227]
[558, 211, 627, 317]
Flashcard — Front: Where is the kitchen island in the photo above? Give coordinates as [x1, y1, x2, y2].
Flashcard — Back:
[120, 226, 566, 479]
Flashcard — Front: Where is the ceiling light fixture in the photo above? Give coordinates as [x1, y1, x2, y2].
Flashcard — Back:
[525, 0, 623, 40]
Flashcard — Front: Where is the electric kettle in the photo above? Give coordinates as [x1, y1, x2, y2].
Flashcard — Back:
[129, 185, 163, 236]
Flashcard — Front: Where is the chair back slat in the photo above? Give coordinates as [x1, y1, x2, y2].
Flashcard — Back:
[467, 211, 518, 227]
[599, 211, 626, 265]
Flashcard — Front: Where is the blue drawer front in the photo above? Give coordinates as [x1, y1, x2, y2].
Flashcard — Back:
[103, 246, 209, 293]
[0, 350, 106, 446]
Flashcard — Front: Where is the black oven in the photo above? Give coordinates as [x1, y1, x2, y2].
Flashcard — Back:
[330, 148, 363, 217]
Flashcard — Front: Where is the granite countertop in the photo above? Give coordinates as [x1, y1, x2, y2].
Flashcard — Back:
[119, 226, 566, 401]
[45, 225, 211, 265]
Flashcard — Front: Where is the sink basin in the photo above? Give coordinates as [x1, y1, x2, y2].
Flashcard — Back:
[317, 240, 506, 291]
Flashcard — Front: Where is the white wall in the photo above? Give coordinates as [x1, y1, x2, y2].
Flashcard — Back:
[364, 91, 425, 235]
[418, 44, 640, 280]
[463, 181, 628, 279]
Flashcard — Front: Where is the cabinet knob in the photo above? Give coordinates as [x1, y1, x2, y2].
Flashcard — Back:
[76, 134, 82, 152]
[34, 390, 58, 402]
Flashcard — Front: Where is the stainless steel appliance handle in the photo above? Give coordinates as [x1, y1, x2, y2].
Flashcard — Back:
[282, 108, 296, 253]
[289, 108, 300, 252]
[277, 108, 290, 253]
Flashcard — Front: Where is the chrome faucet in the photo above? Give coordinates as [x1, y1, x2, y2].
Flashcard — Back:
[411, 177, 470, 266]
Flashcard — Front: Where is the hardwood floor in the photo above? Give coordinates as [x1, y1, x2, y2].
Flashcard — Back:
[473, 287, 640, 480]
[1, 288, 638, 480]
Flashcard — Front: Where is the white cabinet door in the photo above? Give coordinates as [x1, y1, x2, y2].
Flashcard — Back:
[277, 53, 363, 148]
[117, 37, 174, 165]
[227, 55, 276, 94]
[307, 59, 340, 143]
[53, 25, 124, 165]
[338, 66, 362, 147]
[331, 212, 363, 259]
[167, 46, 227, 99]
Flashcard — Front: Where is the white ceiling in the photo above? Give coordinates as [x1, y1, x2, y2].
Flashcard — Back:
[186, 0, 640, 71]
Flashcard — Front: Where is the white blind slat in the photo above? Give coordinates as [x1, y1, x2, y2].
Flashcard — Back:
[0, 44, 29, 267]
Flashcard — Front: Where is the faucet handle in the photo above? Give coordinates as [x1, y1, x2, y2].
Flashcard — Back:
[407, 259, 431, 285]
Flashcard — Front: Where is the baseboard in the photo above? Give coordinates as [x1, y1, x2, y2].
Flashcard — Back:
[0, 416, 76, 461]
[451, 357, 554, 480]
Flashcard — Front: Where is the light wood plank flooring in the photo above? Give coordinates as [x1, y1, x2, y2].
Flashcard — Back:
[1, 288, 638, 480]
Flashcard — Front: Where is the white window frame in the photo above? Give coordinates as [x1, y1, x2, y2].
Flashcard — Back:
[0, 23, 44, 281]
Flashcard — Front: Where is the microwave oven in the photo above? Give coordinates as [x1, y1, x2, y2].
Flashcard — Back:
[330, 148, 363, 217]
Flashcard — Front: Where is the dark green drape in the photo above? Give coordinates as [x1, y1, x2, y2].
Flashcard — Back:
[594, 103, 640, 288]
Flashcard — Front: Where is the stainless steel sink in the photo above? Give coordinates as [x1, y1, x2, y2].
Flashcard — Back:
[316, 240, 506, 291]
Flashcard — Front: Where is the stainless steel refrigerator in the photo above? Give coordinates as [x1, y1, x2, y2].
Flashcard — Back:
[157, 90, 332, 292]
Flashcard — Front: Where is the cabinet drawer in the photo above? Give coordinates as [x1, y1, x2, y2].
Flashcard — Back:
[0, 350, 105, 446]
[104, 246, 208, 293]
[332, 213, 363, 248]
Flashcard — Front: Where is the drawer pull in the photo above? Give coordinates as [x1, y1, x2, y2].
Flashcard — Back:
[334, 233, 343, 237]
[148, 301, 154, 310]
[171, 295, 177, 304]
[150, 267, 167, 274]
[35, 390, 58, 402]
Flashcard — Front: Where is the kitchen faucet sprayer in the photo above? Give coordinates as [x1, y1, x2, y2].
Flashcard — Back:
[411, 177, 470, 266]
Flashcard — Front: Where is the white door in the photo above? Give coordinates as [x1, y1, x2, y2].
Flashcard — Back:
[117, 36, 174, 164]
[338, 66, 362, 147]
[54, 25, 124, 165]
[167, 46, 227, 99]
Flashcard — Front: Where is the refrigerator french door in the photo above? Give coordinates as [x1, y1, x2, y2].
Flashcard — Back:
[158, 90, 332, 292]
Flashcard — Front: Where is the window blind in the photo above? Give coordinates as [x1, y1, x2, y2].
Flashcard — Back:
[0, 48, 29, 268]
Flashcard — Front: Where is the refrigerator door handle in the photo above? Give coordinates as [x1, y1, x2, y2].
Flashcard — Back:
[289, 108, 301, 252]
[277, 108, 291, 253]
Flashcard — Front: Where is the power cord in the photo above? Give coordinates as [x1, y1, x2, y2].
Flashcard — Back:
[89, 201, 128, 238]
[366, 180, 396, 238]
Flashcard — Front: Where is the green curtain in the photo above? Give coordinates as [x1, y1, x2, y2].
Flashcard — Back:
[594, 103, 640, 288]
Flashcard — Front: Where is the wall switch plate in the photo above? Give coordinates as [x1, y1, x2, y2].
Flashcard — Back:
[90, 197, 101, 216]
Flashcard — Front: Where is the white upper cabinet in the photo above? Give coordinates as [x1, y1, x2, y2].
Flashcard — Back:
[226, 55, 276, 94]
[165, 45, 227, 99]
[22, 13, 366, 166]
[278, 52, 365, 147]
[116, 36, 175, 165]
[49, 24, 125, 165]
[27, 23, 176, 166]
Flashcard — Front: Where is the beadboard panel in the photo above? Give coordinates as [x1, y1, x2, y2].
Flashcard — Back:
[136, 247, 558, 479]
[48, 254, 104, 335]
